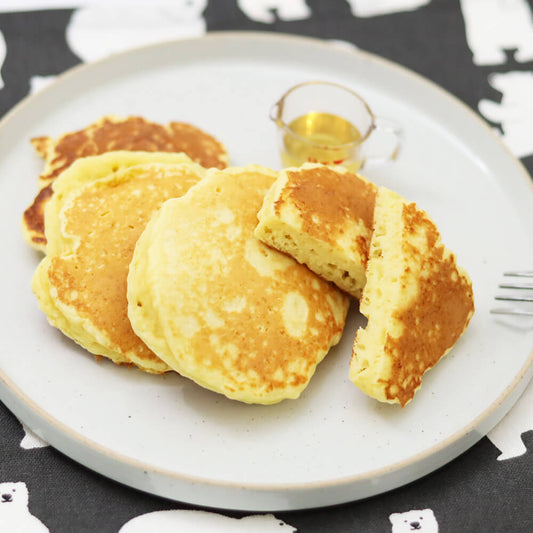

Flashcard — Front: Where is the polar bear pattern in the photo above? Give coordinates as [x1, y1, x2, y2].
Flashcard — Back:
[389, 509, 439, 533]
[0, 30, 6, 90]
[346, 0, 431, 18]
[487, 380, 533, 460]
[66, 0, 207, 63]
[478, 71, 533, 158]
[460, 0, 533, 65]
[20, 424, 49, 450]
[328, 39, 359, 51]
[29, 76, 57, 95]
[237, 0, 311, 24]
[0, 482, 48, 532]
[119, 510, 296, 532]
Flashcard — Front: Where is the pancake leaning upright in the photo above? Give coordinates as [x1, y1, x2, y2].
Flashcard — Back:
[350, 187, 475, 406]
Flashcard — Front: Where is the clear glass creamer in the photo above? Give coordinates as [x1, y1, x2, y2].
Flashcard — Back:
[271, 81, 402, 170]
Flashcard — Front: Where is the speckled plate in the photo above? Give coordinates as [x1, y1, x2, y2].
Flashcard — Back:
[0, 32, 532, 511]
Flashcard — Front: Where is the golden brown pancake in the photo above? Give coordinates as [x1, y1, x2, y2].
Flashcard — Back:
[43, 151, 199, 256]
[32, 152, 206, 372]
[127, 165, 350, 403]
[255, 163, 377, 298]
[23, 115, 229, 251]
[350, 187, 475, 406]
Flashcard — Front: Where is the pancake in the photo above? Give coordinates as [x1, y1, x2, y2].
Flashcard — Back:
[127, 165, 350, 404]
[255, 163, 377, 298]
[23, 115, 229, 251]
[350, 187, 475, 406]
[43, 151, 198, 256]
[32, 254, 124, 363]
[32, 152, 206, 372]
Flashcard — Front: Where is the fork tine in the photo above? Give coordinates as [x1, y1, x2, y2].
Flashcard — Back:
[495, 295, 533, 302]
[498, 282, 533, 289]
[490, 308, 533, 316]
[492, 270, 533, 315]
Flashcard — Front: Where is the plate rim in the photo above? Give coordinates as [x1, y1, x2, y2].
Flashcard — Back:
[2, 350, 532, 493]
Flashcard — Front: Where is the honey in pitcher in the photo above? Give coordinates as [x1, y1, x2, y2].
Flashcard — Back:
[281, 112, 363, 170]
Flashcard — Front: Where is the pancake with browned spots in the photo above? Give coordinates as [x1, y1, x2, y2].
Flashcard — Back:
[127, 165, 350, 403]
[31, 152, 206, 373]
[350, 187, 475, 406]
[23, 116, 229, 251]
[255, 163, 377, 298]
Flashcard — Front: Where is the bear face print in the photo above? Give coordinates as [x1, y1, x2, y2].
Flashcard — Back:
[0, 482, 29, 509]
[389, 508, 439, 532]
[0, 482, 48, 532]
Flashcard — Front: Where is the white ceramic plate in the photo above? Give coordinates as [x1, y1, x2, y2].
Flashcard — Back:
[1, 33, 532, 512]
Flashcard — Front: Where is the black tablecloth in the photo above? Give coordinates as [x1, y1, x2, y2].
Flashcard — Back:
[1, 1, 532, 531]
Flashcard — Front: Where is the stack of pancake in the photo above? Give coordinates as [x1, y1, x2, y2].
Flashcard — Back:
[27, 119, 350, 404]
[27, 117, 474, 407]
[255, 163, 475, 406]
[31, 151, 208, 373]
[22, 116, 229, 252]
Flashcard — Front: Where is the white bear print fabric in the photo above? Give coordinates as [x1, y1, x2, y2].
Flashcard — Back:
[0, 30, 5, 90]
[119, 510, 296, 532]
[66, 1, 207, 63]
[237, 0, 311, 23]
[478, 71, 533, 158]
[0, 482, 48, 532]
[236, 0, 431, 23]
[346, 0, 431, 18]
[28, 75, 57, 95]
[0, 2, 532, 532]
[19, 425, 48, 450]
[460, 0, 533, 65]
[487, 380, 533, 460]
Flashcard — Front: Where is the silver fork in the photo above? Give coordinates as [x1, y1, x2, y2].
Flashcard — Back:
[491, 271, 533, 316]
